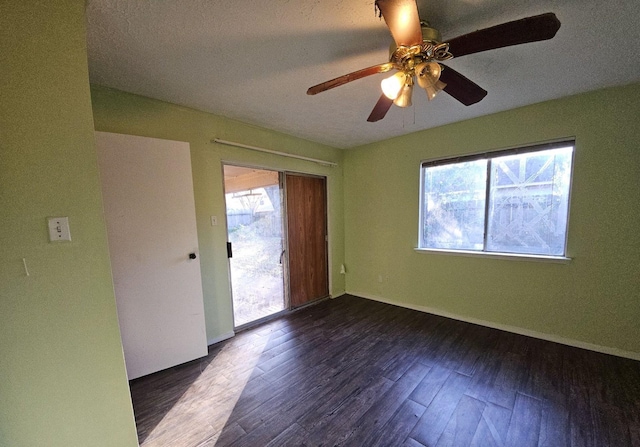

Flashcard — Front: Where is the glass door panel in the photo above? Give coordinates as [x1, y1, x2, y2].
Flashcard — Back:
[223, 165, 286, 327]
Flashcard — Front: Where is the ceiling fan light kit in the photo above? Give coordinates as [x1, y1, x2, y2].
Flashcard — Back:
[307, 0, 561, 123]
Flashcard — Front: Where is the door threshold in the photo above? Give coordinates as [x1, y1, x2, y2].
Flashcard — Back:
[234, 309, 289, 333]
[234, 297, 330, 333]
[291, 295, 330, 311]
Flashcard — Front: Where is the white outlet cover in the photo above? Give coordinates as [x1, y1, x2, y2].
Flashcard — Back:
[48, 217, 71, 241]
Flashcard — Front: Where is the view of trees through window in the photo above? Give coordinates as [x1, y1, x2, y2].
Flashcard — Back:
[422, 160, 487, 250]
[420, 144, 574, 257]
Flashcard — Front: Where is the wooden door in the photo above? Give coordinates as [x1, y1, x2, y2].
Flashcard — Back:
[285, 174, 328, 307]
[95, 131, 208, 380]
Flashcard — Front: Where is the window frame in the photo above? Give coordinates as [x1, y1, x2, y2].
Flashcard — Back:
[417, 139, 575, 261]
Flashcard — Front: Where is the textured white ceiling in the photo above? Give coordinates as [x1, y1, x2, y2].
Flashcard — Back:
[86, 0, 640, 149]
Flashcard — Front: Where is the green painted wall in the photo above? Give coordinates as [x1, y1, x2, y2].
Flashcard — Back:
[2, 2, 637, 444]
[0, 1, 138, 446]
[344, 84, 640, 356]
[90, 86, 346, 342]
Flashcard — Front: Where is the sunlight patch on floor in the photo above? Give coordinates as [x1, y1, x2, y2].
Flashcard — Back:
[141, 331, 270, 446]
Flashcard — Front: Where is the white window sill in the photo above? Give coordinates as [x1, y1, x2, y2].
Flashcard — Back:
[414, 247, 571, 263]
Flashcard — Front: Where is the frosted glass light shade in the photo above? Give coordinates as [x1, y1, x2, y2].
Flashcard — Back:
[416, 62, 445, 100]
[394, 82, 413, 107]
[381, 71, 406, 100]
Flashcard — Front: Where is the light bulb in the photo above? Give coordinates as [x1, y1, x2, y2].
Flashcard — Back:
[381, 72, 406, 100]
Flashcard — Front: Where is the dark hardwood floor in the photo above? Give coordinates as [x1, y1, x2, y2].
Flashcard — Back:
[129, 295, 640, 446]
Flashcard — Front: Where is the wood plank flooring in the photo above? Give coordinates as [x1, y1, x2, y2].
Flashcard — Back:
[129, 295, 640, 446]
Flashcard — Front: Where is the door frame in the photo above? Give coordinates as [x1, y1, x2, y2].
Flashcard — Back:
[220, 161, 332, 328]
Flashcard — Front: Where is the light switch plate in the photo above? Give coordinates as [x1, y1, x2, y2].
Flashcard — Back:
[48, 217, 71, 241]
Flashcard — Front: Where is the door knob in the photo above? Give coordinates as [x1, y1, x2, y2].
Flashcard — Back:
[189, 253, 197, 260]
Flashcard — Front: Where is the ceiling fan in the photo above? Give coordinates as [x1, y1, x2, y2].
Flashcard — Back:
[307, 0, 561, 122]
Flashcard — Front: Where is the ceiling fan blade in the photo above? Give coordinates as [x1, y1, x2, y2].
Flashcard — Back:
[367, 94, 394, 122]
[447, 13, 561, 58]
[375, 0, 423, 47]
[439, 64, 487, 106]
[307, 63, 393, 95]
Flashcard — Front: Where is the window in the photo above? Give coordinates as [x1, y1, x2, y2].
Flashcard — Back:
[419, 141, 574, 257]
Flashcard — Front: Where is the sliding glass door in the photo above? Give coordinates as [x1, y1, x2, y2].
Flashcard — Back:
[223, 165, 286, 327]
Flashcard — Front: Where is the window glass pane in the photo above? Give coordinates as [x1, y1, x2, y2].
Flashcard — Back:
[422, 160, 487, 250]
[486, 147, 573, 255]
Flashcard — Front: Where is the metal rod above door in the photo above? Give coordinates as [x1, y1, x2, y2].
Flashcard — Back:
[212, 138, 338, 167]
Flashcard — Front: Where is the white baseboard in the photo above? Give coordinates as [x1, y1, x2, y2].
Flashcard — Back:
[348, 291, 640, 362]
[207, 330, 235, 347]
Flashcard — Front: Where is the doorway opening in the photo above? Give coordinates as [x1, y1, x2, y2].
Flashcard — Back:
[223, 165, 286, 327]
[223, 165, 330, 329]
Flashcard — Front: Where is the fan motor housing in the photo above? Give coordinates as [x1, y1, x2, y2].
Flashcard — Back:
[388, 24, 442, 57]
[421, 24, 442, 43]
